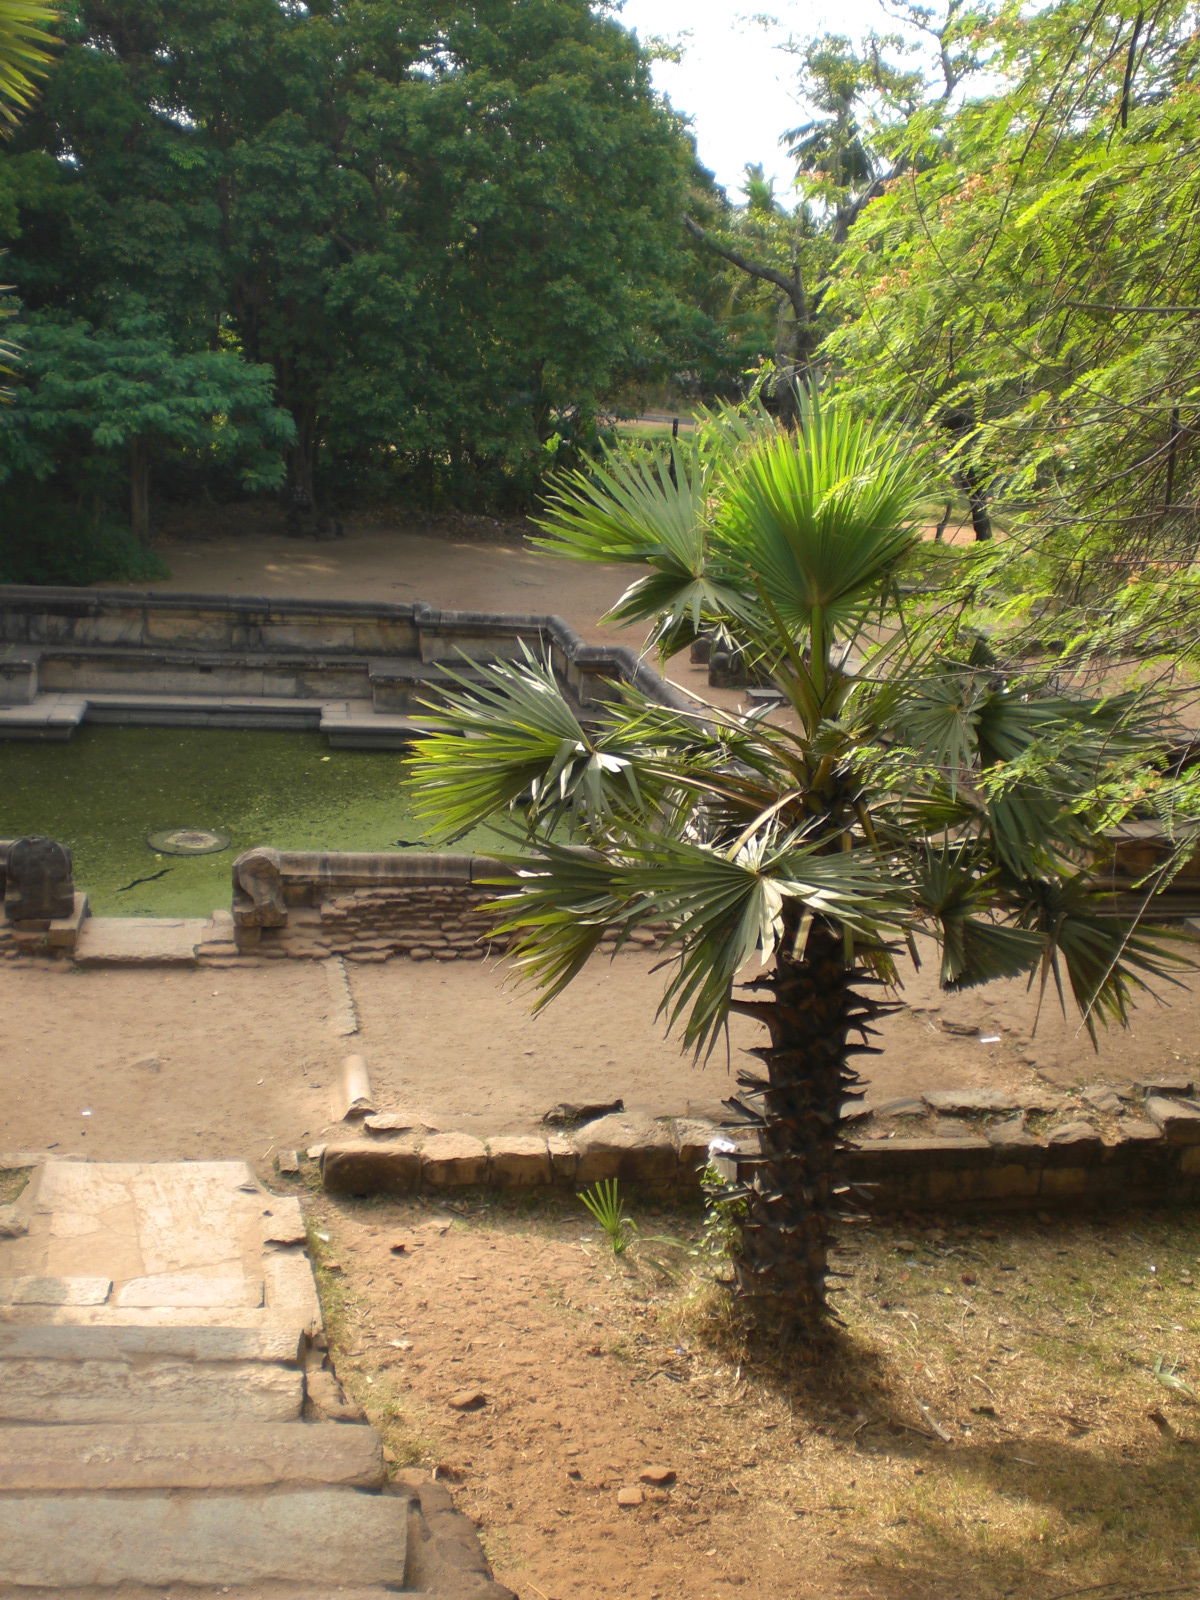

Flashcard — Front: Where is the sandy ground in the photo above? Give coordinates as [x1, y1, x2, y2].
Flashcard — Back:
[142, 517, 647, 646]
[2, 927, 1194, 1165]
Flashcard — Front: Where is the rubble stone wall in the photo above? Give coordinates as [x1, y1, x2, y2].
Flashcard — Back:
[318, 1085, 1200, 1212]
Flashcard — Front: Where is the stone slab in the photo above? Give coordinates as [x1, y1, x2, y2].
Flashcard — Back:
[0, 1420, 383, 1492]
[114, 1273, 264, 1308]
[1145, 1095, 1200, 1142]
[322, 1141, 423, 1196]
[421, 1132, 489, 1186]
[72, 917, 207, 965]
[0, 1323, 303, 1364]
[261, 1196, 307, 1246]
[572, 1114, 678, 1184]
[10, 1160, 268, 1284]
[0, 1303, 315, 1330]
[0, 1355, 302, 1424]
[0, 1487, 407, 1588]
[922, 1089, 1020, 1115]
[263, 1249, 323, 1337]
[487, 1134, 552, 1188]
[0, 1589, 409, 1599]
[0, 1274, 110, 1306]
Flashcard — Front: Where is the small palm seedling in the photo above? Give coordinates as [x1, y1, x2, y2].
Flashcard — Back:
[579, 1178, 635, 1256]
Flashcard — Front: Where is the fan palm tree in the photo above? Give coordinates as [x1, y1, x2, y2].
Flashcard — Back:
[405, 393, 1183, 1343]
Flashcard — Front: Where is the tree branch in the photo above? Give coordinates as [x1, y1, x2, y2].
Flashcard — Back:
[682, 215, 801, 305]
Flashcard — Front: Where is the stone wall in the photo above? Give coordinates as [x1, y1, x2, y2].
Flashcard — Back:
[318, 1084, 1200, 1213]
[258, 885, 500, 963]
[0, 588, 691, 717]
[229, 848, 665, 962]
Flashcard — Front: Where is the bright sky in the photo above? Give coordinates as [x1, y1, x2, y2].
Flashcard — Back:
[616, 0, 893, 202]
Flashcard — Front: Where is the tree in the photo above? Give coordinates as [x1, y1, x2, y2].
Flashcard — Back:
[0, 0, 701, 512]
[404, 393, 1181, 1343]
[828, 0, 1200, 594]
[0, 306, 292, 537]
[682, 9, 980, 420]
[0, 0, 56, 388]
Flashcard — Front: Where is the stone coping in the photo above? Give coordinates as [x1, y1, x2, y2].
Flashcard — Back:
[0, 587, 693, 714]
[317, 1086, 1200, 1213]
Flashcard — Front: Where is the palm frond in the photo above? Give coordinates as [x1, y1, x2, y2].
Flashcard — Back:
[714, 392, 928, 643]
[619, 829, 909, 1055]
[909, 847, 1043, 987]
[1016, 875, 1190, 1042]
[0, 0, 58, 123]
[480, 843, 636, 1007]
[405, 651, 666, 841]
[533, 442, 754, 655]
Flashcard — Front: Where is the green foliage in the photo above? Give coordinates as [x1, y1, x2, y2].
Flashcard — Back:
[681, 4, 985, 411]
[0, 306, 292, 534]
[411, 392, 1183, 1052]
[827, 0, 1200, 638]
[0, 0, 704, 514]
[406, 391, 1187, 1336]
[578, 1178, 634, 1256]
[0, 488, 167, 582]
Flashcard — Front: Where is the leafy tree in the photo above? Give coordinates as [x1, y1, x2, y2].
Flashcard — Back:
[0, 306, 292, 537]
[682, 9, 980, 418]
[829, 0, 1200, 593]
[405, 394, 1180, 1342]
[0, 0, 701, 511]
[0, 0, 57, 388]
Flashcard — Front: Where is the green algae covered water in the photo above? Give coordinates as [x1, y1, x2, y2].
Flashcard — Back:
[0, 727, 500, 917]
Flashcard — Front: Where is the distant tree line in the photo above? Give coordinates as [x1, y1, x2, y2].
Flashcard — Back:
[0, 0, 754, 573]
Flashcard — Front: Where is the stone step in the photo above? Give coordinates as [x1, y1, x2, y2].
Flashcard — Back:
[73, 917, 207, 965]
[0, 1586, 405, 1599]
[0, 1420, 384, 1492]
[0, 1487, 408, 1589]
[0, 1322, 303, 1363]
[0, 1300, 318, 1332]
[0, 694, 86, 741]
[320, 706, 428, 749]
[0, 1352, 303, 1424]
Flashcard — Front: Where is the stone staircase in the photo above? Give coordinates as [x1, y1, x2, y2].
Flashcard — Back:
[0, 1159, 416, 1595]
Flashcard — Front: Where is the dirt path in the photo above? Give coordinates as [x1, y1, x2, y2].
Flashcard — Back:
[3, 940, 1195, 1164]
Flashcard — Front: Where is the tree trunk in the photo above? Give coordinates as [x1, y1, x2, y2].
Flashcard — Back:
[941, 406, 993, 541]
[961, 464, 993, 541]
[727, 920, 890, 1341]
[286, 402, 319, 505]
[129, 436, 152, 543]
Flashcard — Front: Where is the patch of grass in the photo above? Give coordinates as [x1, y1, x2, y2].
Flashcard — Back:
[661, 1210, 1200, 1596]
[304, 1216, 354, 1350]
[0, 1168, 32, 1206]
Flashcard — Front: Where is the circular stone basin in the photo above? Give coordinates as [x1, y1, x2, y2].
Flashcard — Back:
[145, 827, 232, 856]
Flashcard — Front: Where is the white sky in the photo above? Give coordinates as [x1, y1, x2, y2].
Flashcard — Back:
[615, 0, 894, 202]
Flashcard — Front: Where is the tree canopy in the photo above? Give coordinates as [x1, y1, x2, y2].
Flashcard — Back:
[827, 0, 1200, 636]
[0, 0, 707, 548]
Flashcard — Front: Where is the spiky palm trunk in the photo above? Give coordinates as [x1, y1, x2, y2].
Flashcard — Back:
[727, 919, 890, 1339]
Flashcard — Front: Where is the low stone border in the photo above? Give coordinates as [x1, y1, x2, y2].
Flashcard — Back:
[318, 1085, 1200, 1212]
[392, 1470, 516, 1599]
